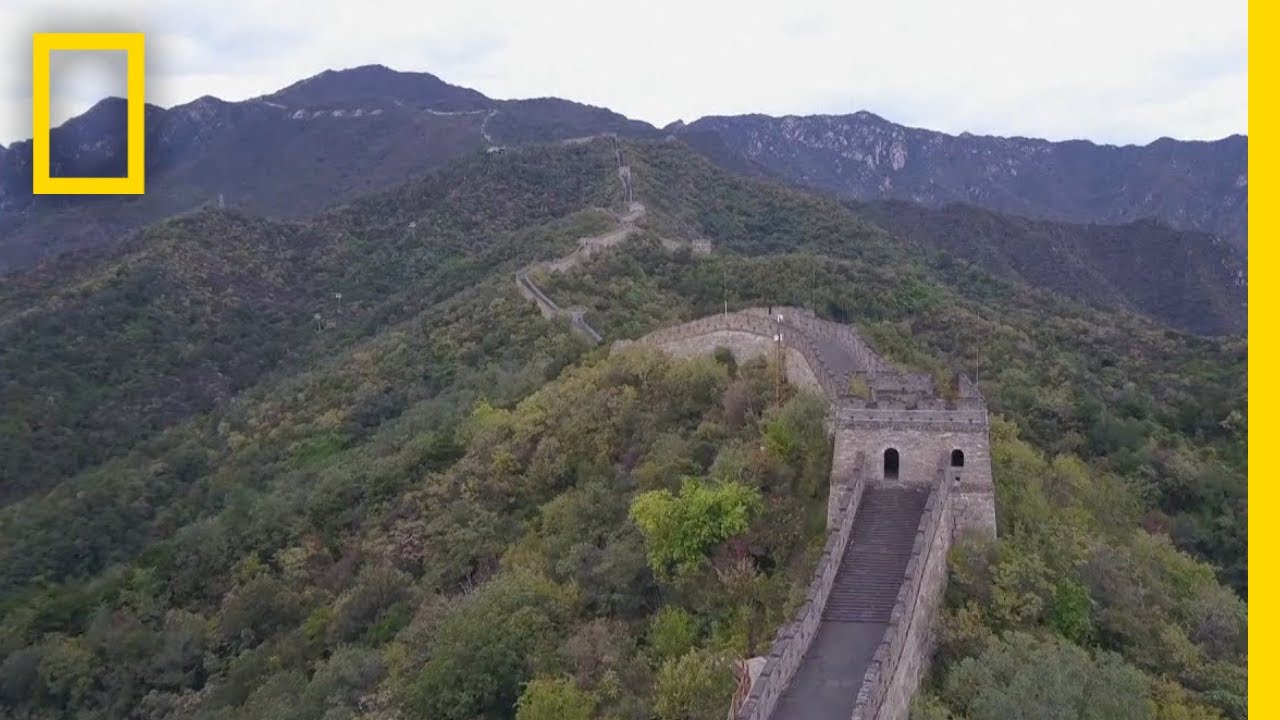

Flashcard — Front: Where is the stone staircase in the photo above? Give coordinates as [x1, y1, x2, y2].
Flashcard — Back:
[823, 486, 930, 623]
[770, 484, 932, 720]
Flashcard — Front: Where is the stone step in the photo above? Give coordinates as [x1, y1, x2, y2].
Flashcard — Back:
[829, 585, 904, 596]
[827, 592, 907, 606]
[830, 581, 904, 591]
[829, 583, 905, 595]
[822, 486, 929, 623]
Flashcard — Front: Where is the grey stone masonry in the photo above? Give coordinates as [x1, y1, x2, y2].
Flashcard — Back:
[731, 456, 867, 720]
[743, 306, 890, 376]
[850, 456, 954, 720]
[515, 269, 560, 320]
[613, 307, 999, 720]
[613, 311, 850, 402]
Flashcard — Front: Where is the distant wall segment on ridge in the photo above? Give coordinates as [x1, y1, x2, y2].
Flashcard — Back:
[516, 271, 559, 319]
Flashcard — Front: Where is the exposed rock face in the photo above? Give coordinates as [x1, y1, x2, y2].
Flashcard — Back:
[672, 112, 1248, 251]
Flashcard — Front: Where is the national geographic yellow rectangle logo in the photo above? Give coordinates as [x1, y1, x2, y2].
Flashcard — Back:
[32, 33, 145, 195]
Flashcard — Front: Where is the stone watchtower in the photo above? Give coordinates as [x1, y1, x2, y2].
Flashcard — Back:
[832, 367, 997, 541]
[615, 307, 996, 720]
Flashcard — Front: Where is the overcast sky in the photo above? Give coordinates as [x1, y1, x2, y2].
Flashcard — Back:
[0, 0, 1247, 147]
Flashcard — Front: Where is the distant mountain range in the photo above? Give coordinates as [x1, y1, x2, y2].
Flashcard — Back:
[0, 65, 1247, 335]
[670, 113, 1247, 251]
[0, 66, 659, 272]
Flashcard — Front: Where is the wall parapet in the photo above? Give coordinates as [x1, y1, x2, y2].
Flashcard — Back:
[744, 306, 889, 375]
[732, 454, 868, 720]
[838, 407, 990, 433]
[624, 309, 986, 418]
[516, 270, 560, 316]
[850, 456, 955, 720]
[618, 311, 849, 402]
[614, 309, 994, 720]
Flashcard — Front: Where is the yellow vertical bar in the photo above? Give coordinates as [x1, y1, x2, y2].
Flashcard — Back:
[31, 35, 52, 192]
[126, 33, 145, 191]
[1248, 0, 1265, 716]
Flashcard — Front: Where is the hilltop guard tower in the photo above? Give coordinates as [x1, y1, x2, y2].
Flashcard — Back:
[614, 307, 996, 720]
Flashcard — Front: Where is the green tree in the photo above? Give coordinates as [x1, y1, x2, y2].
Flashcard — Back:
[409, 570, 574, 720]
[36, 636, 95, 707]
[942, 632, 1154, 720]
[629, 478, 763, 576]
[515, 676, 597, 720]
[647, 606, 699, 663]
[652, 649, 736, 720]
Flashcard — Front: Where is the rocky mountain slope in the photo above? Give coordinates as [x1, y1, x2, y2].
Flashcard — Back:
[671, 113, 1248, 251]
[2, 67, 1250, 276]
[0, 65, 659, 272]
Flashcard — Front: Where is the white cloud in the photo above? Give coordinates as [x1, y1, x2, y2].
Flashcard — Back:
[0, 0, 1247, 146]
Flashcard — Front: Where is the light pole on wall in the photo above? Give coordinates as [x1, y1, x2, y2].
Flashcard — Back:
[810, 257, 816, 316]
[774, 313, 785, 405]
[723, 266, 728, 317]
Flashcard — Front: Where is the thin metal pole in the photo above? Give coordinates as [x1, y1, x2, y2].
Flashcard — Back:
[774, 315, 785, 405]
[974, 310, 980, 384]
[810, 260, 816, 315]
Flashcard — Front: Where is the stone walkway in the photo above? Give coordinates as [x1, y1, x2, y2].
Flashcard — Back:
[772, 486, 929, 720]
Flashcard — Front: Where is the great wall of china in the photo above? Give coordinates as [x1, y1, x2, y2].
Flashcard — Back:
[515, 140, 998, 720]
[513, 136, 709, 344]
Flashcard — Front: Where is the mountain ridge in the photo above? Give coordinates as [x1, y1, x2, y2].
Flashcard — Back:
[854, 199, 1246, 335]
[667, 109, 1244, 149]
[0, 65, 661, 273]
[0, 64, 1248, 339]
[671, 112, 1247, 250]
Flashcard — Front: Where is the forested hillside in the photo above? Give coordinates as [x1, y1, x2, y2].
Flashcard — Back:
[0, 139, 1245, 720]
[852, 200, 1246, 336]
[0, 143, 620, 501]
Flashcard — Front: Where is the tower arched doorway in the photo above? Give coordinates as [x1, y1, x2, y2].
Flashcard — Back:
[951, 449, 965, 467]
[884, 448, 900, 481]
